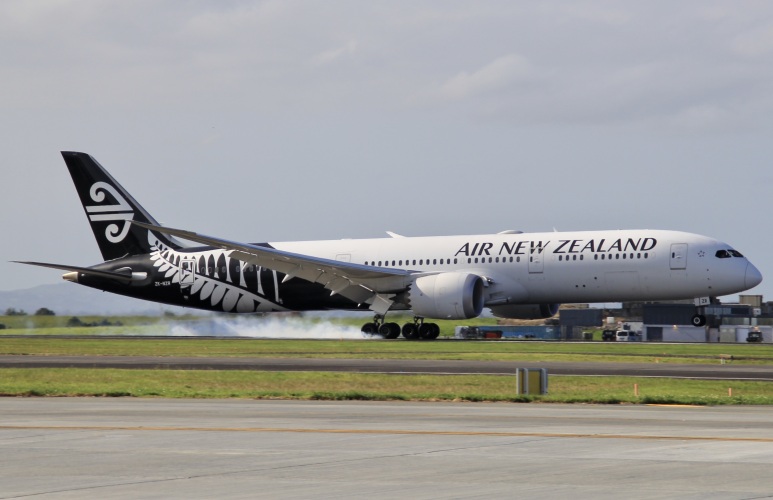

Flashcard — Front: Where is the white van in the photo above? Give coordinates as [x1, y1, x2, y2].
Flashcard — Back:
[615, 330, 639, 342]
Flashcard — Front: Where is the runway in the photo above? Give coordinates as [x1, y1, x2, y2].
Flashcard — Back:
[0, 354, 771, 380]
[2, 398, 773, 499]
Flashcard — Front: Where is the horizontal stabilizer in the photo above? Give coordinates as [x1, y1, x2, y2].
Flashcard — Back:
[12, 261, 134, 283]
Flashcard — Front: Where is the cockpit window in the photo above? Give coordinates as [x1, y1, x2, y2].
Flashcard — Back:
[715, 249, 744, 259]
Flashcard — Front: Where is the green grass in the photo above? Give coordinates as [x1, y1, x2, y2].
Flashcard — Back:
[0, 336, 771, 364]
[0, 368, 770, 405]
[2, 315, 771, 405]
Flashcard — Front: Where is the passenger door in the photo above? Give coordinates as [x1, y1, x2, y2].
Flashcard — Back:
[670, 243, 687, 270]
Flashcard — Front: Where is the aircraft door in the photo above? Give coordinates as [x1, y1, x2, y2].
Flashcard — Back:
[180, 257, 196, 298]
[670, 243, 687, 270]
[529, 251, 544, 273]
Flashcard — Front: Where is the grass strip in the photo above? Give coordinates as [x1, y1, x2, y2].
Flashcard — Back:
[1, 368, 771, 405]
[1, 337, 771, 365]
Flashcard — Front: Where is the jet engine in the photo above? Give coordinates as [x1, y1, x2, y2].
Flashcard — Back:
[408, 272, 485, 320]
[489, 303, 560, 319]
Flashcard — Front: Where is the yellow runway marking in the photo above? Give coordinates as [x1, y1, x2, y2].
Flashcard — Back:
[1, 425, 772, 443]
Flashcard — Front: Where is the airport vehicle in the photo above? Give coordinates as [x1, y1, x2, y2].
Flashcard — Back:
[602, 330, 616, 341]
[615, 330, 640, 342]
[17, 152, 763, 339]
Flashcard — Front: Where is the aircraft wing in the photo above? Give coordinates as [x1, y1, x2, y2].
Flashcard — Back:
[133, 222, 410, 313]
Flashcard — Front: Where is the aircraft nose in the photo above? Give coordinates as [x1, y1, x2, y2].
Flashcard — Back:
[746, 263, 763, 289]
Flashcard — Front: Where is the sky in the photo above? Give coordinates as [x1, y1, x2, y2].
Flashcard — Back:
[1, 1, 772, 301]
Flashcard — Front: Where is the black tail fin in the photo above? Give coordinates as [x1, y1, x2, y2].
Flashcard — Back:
[62, 151, 183, 261]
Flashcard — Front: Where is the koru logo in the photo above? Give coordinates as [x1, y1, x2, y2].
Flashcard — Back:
[85, 182, 135, 243]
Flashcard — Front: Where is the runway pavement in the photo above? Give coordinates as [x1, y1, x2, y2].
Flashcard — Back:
[0, 354, 771, 380]
[1, 398, 773, 499]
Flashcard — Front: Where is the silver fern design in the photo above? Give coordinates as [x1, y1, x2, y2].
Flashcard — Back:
[147, 232, 286, 313]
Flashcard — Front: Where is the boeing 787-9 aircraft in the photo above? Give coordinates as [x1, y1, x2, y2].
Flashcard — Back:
[17, 152, 763, 339]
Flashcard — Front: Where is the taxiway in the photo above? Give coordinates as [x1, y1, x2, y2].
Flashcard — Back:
[2, 399, 773, 498]
[0, 354, 770, 380]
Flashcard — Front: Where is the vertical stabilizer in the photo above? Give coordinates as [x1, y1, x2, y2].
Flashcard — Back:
[61, 151, 183, 261]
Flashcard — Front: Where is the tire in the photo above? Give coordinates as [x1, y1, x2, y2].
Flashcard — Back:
[361, 322, 378, 334]
[401, 323, 419, 340]
[380, 322, 400, 339]
[691, 314, 706, 327]
[419, 323, 440, 340]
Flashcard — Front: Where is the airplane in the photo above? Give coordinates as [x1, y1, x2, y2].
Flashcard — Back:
[16, 152, 763, 339]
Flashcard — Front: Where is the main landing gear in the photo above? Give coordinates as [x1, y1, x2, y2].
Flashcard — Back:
[361, 315, 440, 340]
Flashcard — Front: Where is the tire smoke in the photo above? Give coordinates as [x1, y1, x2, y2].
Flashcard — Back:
[167, 316, 372, 339]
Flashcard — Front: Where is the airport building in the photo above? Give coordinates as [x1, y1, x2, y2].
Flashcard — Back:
[555, 295, 773, 343]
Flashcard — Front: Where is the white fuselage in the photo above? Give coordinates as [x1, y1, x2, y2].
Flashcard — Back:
[273, 229, 761, 305]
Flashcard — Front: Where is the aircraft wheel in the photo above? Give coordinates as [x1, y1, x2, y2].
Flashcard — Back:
[380, 322, 401, 339]
[361, 322, 378, 334]
[402, 323, 420, 340]
[691, 314, 707, 327]
[419, 323, 439, 340]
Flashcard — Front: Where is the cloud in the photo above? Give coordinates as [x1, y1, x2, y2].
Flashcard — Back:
[311, 40, 358, 66]
[439, 54, 535, 100]
[732, 23, 773, 57]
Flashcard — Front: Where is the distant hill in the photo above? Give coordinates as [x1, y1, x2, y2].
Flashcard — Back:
[0, 283, 190, 316]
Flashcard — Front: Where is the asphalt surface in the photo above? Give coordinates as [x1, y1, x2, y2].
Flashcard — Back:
[1, 354, 771, 380]
[2, 398, 773, 499]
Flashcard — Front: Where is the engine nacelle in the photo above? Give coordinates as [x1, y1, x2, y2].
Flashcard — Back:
[408, 272, 485, 320]
[489, 303, 560, 319]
